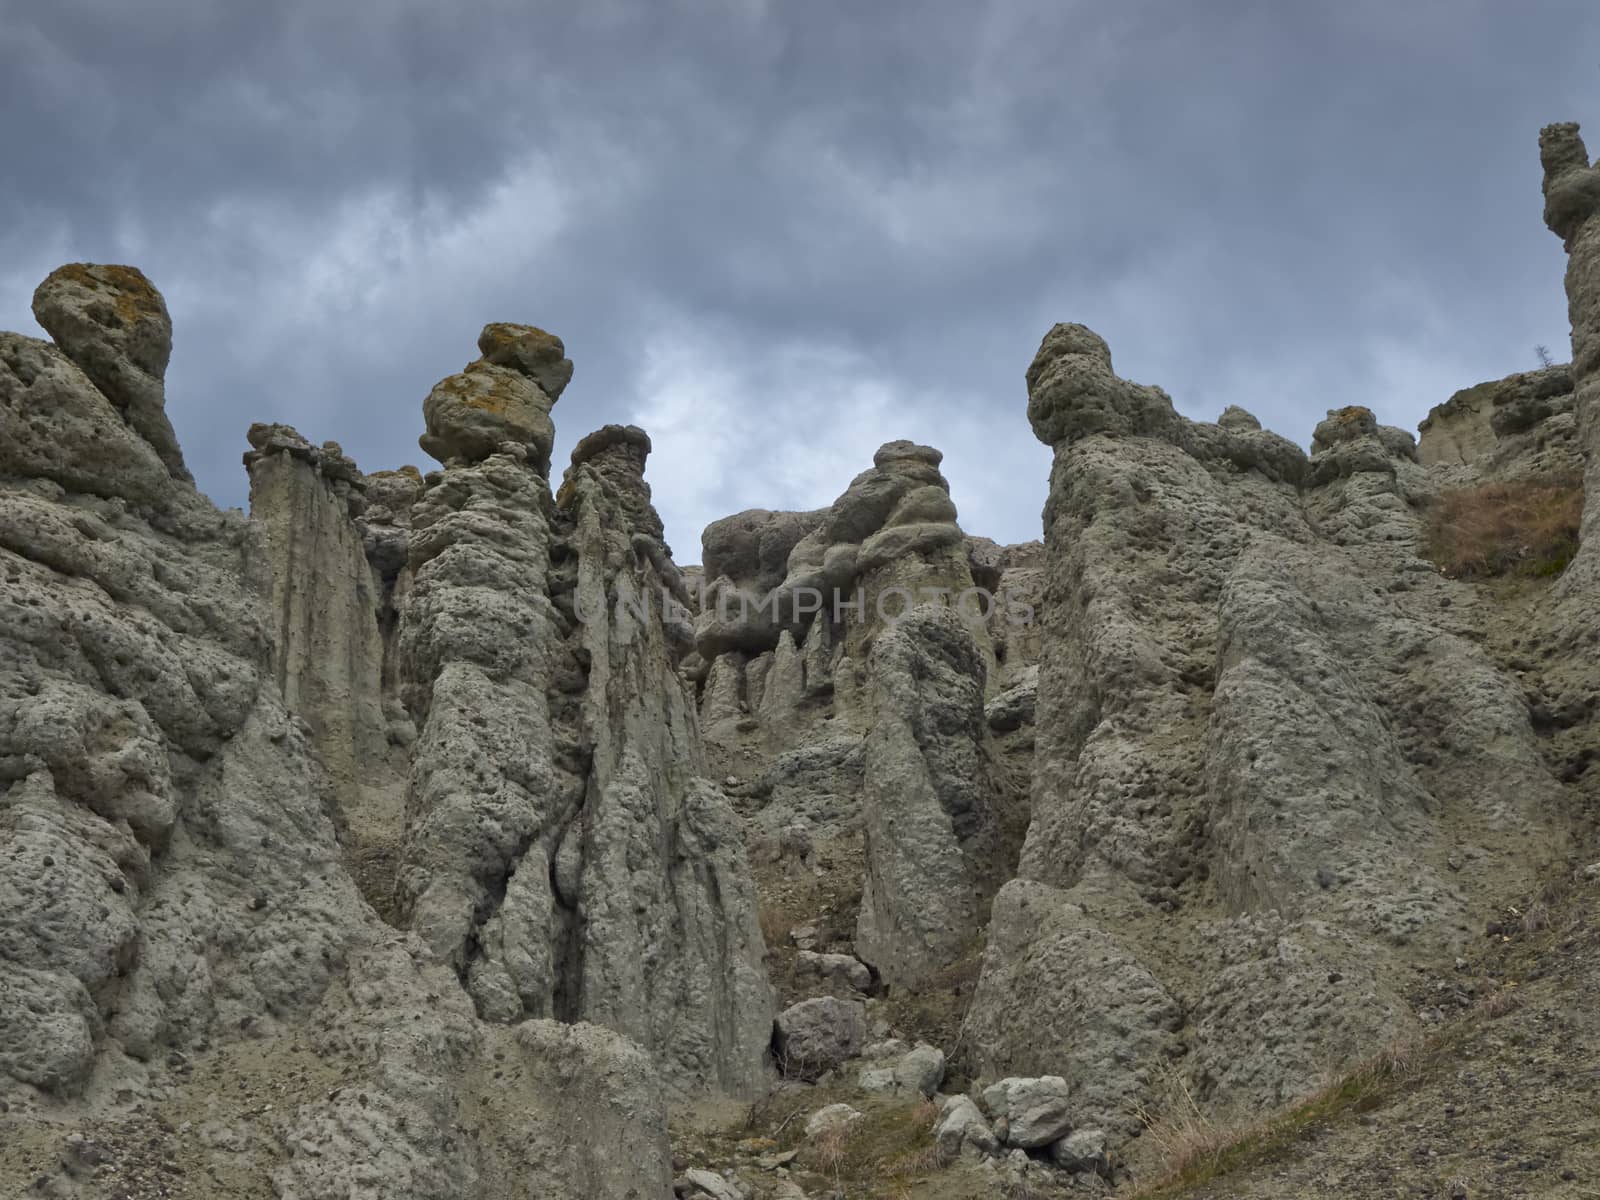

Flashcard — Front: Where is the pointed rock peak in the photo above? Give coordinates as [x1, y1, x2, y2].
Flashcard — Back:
[569, 422, 652, 472]
[420, 325, 568, 472]
[1541, 122, 1600, 245]
[1026, 322, 1177, 449]
[1310, 406, 1379, 451]
[31, 262, 190, 481]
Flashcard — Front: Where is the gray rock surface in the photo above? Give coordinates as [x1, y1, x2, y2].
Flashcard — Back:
[1541, 121, 1600, 593]
[418, 323, 570, 474]
[855, 606, 998, 989]
[774, 996, 867, 1080]
[1049, 1127, 1110, 1174]
[399, 350, 772, 1098]
[244, 422, 401, 913]
[856, 1040, 945, 1098]
[803, 1102, 863, 1140]
[30, 263, 190, 482]
[693, 439, 1001, 750]
[1538, 121, 1600, 722]
[1418, 365, 1579, 478]
[797, 949, 873, 993]
[0, 267, 676, 1199]
[981, 1075, 1074, 1149]
[968, 320, 1563, 1127]
[935, 1095, 1000, 1161]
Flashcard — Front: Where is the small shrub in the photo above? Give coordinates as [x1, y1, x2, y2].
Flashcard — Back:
[1422, 476, 1583, 579]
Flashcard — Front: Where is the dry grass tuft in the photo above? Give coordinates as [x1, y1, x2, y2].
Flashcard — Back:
[757, 904, 793, 951]
[1520, 901, 1552, 935]
[1474, 986, 1522, 1019]
[1421, 476, 1583, 579]
[1130, 1039, 1427, 1198]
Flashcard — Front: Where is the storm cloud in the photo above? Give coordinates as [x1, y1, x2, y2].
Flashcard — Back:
[2, 0, 1595, 553]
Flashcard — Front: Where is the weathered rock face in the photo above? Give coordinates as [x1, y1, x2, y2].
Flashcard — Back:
[856, 606, 998, 989]
[419, 323, 571, 475]
[399, 348, 772, 1099]
[30, 263, 191, 483]
[244, 423, 400, 903]
[0, 269, 680, 1200]
[1418, 365, 1580, 478]
[1, 272, 353, 1100]
[693, 440, 1000, 747]
[1541, 121, 1600, 598]
[555, 423, 773, 1098]
[965, 322, 1566, 1126]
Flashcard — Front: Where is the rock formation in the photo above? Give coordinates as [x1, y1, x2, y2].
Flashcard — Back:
[856, 606, 998, 989]
[3, 113, 1598, 1199]
[1418, 365, 1579, 479]
[693, 439, 1001, 749]
[244, 422, 405, 913]
[397, 339, 772, 1099]
[1541, 122, 1600, 585]
[0, 265, 675, 1198]
[965, 322, 1567, 1129]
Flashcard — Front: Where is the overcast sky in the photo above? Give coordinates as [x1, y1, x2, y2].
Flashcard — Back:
[2, 1, 1596, 556]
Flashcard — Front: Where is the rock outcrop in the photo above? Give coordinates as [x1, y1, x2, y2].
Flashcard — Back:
[1541, 122, 1600, 609]
[30, 263, 191, 483]
[4, 115, 1597, 1197]
[856, 606, 998, 989]
[0, 266, 674, 1199]
[965, 322, 1566, 1129]
[694, 439, 1001, 748]
[1418, 365, 1580, 479]
[398, 345, 772, 1099]
[244, 422, 404, 914]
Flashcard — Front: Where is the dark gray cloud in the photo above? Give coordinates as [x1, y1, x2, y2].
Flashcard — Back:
[3, 0, 1596, 554]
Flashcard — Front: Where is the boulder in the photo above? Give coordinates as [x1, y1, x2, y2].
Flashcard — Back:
[981, 1076, 1074, 1149]
[31, 262, 189, 481]
[935, 1095, 1000, 1161]
[774, 997, 867, 1080]
[857, 1041, 945, 1098]
[1049, 1127, 1111, 1175]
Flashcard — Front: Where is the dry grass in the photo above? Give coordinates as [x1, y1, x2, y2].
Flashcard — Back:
[1473, 986, 1523, 1019]
[758, 903, 795, 951]
[1129, 1039, 1426, 1198]
[1422, 475, 1583, 579]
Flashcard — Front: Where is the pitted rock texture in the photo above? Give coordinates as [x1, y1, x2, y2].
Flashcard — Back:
[693, 439, 998, 751]
[419, 323, 571, 474]
[31, 263, 191, 483]
[399, 365, 772, 1098]
[855, 606, 998, 989]
[966, 321, 1566, 1125]
[1, 267, 673, 1200]
[1418, 365, 1579, 478]
[1540, 122, 1600, 661]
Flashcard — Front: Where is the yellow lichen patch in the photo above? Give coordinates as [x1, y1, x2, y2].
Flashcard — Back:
[52, 262, 164, 327]
[1330, 405, 1374, 426]
[480, 321, 560, 351]
[432, 369, 525, 416]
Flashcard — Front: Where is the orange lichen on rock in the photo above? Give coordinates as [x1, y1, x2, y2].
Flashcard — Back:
[51, 262, 165, 329]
